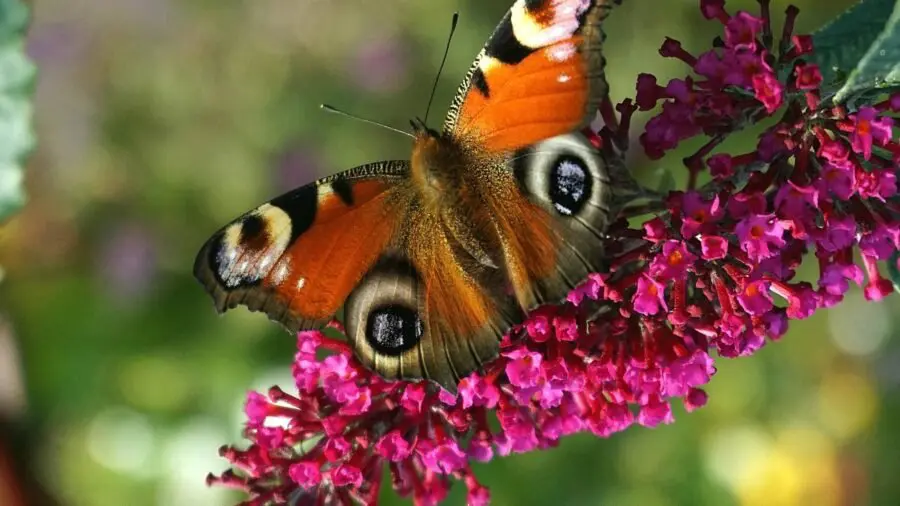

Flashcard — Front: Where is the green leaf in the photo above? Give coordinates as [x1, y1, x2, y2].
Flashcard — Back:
[888, 250, 900, 293]
[0, 0, 35, 222]
[810, 0, 900, 104]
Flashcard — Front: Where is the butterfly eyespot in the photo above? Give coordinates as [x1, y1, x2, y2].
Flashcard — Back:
[512, 132, 611, 221]
[239, 214, 266, 243]
[344, 255, 425, 368]
[366, 304, 424, 355]
[210, 204, 293, 289]
[549, 154, 592, 216]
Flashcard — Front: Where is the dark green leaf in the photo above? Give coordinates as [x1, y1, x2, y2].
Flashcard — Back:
[888, 250, 900, 293]
[0, 0, 35, 222]
[810, 0, 900, 103]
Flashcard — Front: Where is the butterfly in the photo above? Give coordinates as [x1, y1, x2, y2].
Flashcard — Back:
[194, 0, 635, 393]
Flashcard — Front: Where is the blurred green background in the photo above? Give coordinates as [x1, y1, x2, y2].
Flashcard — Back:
[0, 0, 898, 505]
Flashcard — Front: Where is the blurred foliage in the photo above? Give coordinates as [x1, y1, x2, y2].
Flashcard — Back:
[0, 0, 34, 222]
[0, 0, 897, 505]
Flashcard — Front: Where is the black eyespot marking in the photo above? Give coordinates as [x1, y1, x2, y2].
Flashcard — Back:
[471, 67, 490, 97]
[331, 178, 354, 206]
[524, 0, 551, 12]
[549, 155, 592, 216]
[239, 214, 265, 245]
[486, 12, 534, 64]
[511, 147, 532, 191]
[270, 184, 317, 241]
[366, 304, 423, 356]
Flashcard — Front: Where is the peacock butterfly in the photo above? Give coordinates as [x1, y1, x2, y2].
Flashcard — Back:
[193, 0, 637, 393]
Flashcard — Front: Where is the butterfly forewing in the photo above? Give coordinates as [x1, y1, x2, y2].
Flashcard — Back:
[444, 0, 620, 152]
[193, 161, 410, 332]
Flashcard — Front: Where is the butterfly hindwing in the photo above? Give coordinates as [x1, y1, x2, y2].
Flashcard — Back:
[500, 131, 623, 309]
[345, 205, 521, 392]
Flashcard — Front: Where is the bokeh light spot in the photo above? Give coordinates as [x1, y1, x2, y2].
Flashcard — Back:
[160, 417, 232, 506]
[703, 425, 771, 491]
[828, 291, 891, 356]
[86, 407, 155, 477]
[817, 371, 878, 441]
[119, 355, 191, 412]
[704, 358, 764, 418]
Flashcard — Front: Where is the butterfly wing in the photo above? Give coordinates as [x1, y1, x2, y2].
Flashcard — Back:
[193, 161, 410, 332]
[343, 208, 521, 392]
[443, 0, 629, 311]
[443, 0, 620, 152]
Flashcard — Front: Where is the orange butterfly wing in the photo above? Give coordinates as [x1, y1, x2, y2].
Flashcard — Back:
[441, 0, 628, 311]
[342, 203, 521, 391]
[193, 161, 409, 331]
[194, 158, 519, 392]
[443, 0, 620, 152]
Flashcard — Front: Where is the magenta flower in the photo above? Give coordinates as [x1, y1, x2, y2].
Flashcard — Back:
[632, 274, 668, 315]
[735, 214, 786, 261]
[845, 106, 894, 160]
[737, 280, 773, 315]
[794, 62, 822, 90]
[706, 153, 733, 179]
[821, 162, 856, 200]
[680, 192, 723, 237]
[752, 72, 784, 113]
[649, 240, 697, 280]
[724, 12, 764, 50]
[208, 2, 900, 505]
[700, 235, 728, 260]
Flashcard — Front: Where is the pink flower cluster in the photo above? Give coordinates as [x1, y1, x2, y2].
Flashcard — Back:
[209, 1, 900, 505]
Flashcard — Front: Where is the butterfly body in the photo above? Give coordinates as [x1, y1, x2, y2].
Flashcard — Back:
[194, 0, 632, 392]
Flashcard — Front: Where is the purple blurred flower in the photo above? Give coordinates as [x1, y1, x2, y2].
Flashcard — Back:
[349, 36, 410, 94]
[97, 223, 158, 302]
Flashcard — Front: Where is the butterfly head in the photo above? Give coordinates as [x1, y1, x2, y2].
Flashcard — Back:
[409, 117, 441, 139]
[409, 117, 464, 204]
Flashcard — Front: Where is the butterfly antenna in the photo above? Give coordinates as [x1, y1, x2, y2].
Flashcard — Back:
[320, 104, 415, 138]
[423, 11, 459, 126]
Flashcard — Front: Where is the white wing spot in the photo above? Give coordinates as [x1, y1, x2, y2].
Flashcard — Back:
[511, 0, 585, 49]
[547, 42, 577, 62]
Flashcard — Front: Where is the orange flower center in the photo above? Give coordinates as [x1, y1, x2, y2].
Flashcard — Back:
[668, 250, 684, 266]
[857, 119, 871, 135]
[745, 283, 759, 297]
[750, 225, 764, 239]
